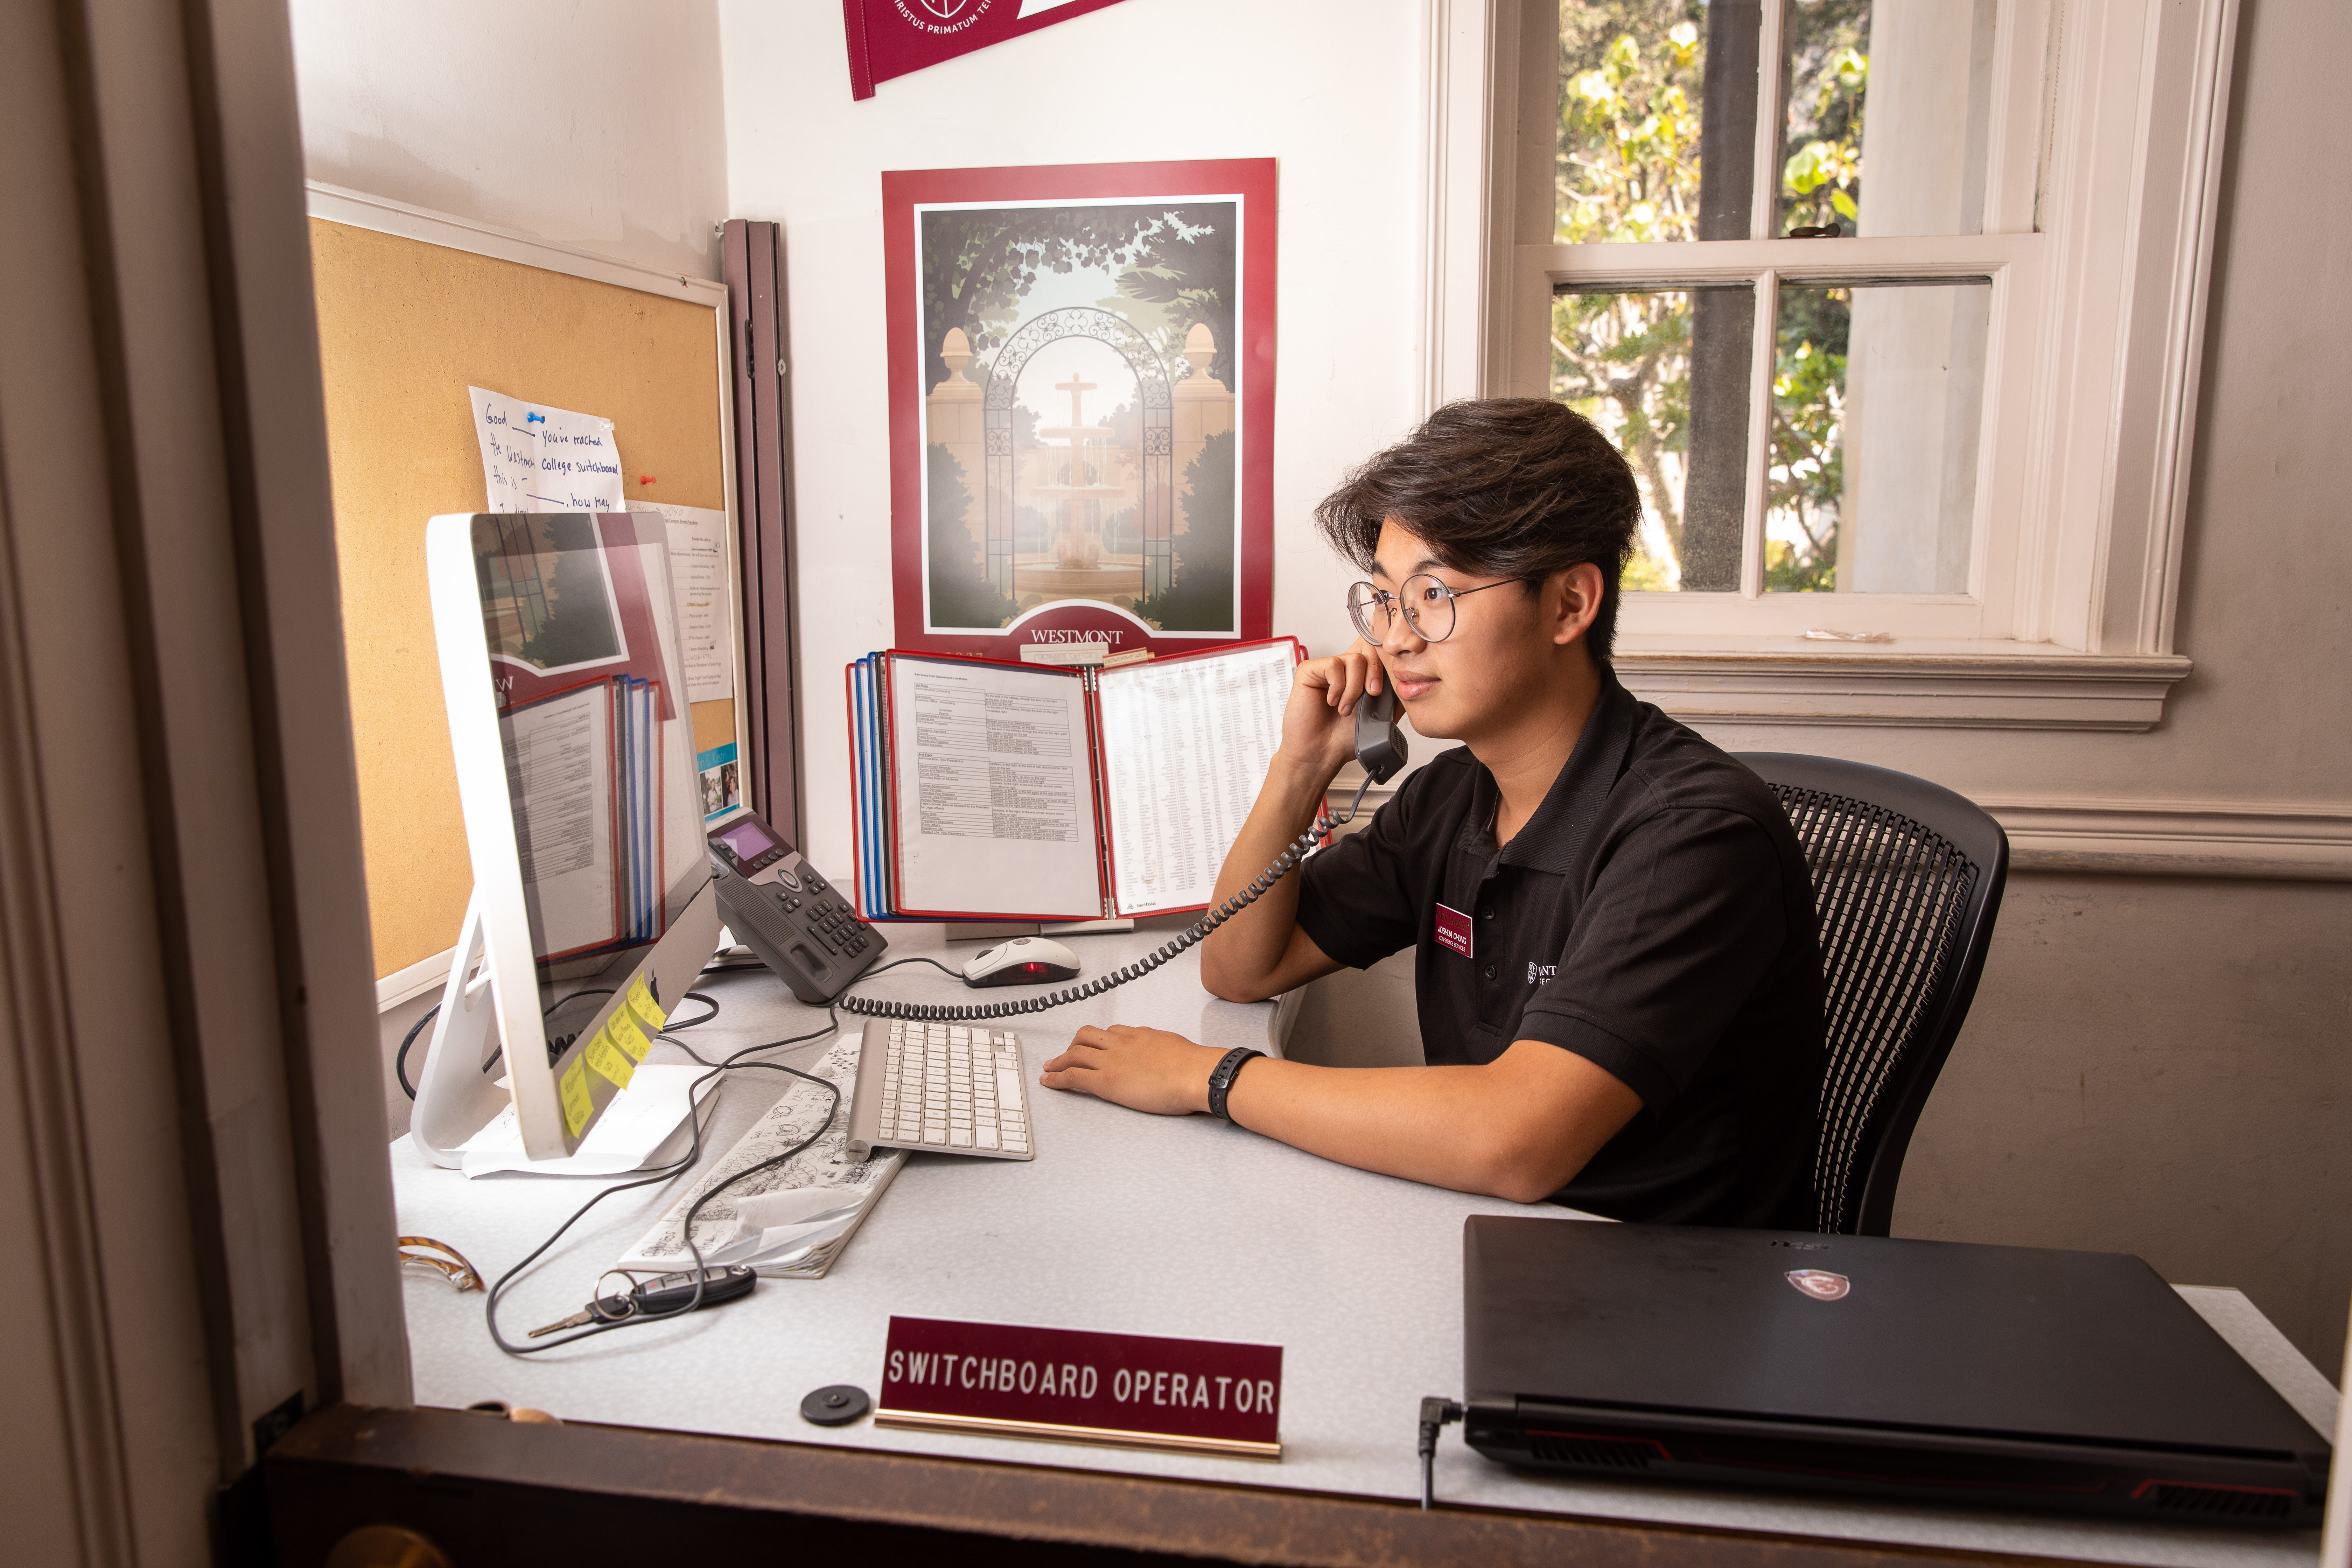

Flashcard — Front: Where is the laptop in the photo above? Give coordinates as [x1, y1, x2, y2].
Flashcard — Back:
[1463, 1217, 2331, 1527]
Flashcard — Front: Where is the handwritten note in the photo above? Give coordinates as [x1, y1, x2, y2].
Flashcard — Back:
[585, 1030, 637, 1091]
[469, 386, 626, 513]
[628, 500, 734, 702]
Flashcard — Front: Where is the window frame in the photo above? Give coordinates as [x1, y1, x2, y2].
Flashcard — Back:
[1421, 0, 2239, 729]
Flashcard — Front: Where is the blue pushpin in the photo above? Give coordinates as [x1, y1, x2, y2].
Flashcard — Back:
[526, 410, 546, 425]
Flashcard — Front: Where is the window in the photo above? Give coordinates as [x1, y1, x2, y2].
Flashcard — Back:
[1423, 0, 2236, 728]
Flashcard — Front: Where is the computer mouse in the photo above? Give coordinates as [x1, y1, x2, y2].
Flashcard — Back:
[961, 936, 1082, 988]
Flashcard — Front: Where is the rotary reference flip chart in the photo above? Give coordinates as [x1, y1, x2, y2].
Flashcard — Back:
[469, 386, 625, 513]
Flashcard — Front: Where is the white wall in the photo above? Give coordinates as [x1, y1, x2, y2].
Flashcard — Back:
[288, 0, 730, 279]
[716, 0, 1425, 883]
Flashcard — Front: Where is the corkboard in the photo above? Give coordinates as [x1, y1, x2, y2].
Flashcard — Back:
[310, 218, 735, 979]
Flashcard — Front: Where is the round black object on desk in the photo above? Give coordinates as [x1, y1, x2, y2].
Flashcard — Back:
[800, 1384, 871, 1426]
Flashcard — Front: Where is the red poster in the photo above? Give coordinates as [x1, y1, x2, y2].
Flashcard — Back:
[883, 159, 1277, 661]
[842, 0, 1134, 100]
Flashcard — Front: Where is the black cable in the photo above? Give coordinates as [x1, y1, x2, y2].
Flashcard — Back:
[483, 1008, 843, 1356]
[1419, 1397, 1464, 1509]
[859, 954, 965, 981]
[395, 1003, 439, 1100]
[836, 777, 1376, 1024]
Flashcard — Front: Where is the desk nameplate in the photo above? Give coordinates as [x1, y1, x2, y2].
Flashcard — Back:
[876, 1315, 1283, 1460]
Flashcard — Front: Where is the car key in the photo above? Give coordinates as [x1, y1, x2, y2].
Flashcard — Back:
[526, 1264, 757, 1338]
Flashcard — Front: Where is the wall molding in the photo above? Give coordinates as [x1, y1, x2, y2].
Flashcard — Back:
[1616, 646, 2193, 731]
[1984, 799, 2352, 882]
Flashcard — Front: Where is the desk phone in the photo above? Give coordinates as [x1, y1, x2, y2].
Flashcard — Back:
[706, 808, 886, 1003]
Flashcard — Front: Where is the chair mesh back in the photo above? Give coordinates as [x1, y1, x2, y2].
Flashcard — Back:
[1769, 784, 1978, 1232]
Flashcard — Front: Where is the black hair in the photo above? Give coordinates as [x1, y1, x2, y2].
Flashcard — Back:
[1313, 397, 1640, 661]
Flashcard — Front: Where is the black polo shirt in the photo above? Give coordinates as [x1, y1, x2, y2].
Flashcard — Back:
[1294, 671, 1825, 1227]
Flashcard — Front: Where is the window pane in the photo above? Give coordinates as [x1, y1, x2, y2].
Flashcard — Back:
[1556, 1, 1762, 244]
[1778, 0, 1997, 238]
[1553, 285, 1753, 592]
[1768, 280, 1989, 593]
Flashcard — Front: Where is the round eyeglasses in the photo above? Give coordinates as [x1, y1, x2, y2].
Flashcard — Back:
[1345, 574, 1521, 646]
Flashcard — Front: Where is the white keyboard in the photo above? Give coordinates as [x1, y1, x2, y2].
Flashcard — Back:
[844, 1018, 1034, 1162]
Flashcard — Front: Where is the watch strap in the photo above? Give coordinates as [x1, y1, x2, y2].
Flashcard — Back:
[1206, 1046, 1265, 1126]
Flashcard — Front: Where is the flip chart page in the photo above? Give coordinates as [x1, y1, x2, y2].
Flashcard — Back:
[1096, 641, 1293, 916]
[887, 657, 1102, 918]
[469, 386, 625, 513]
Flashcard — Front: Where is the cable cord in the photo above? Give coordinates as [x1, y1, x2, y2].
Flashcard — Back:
[836, 777, 1376, 1024]
[482, 1006, 839, 1356]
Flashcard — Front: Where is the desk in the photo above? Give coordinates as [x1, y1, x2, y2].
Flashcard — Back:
[388, 922, 2335, 1568]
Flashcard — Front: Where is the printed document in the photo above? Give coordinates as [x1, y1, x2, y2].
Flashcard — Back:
[1096, 640, 1293, 915]
[619, 1035, 903, 1279]
[887, 657, 1102, 917]
[628, 499, 735, 703]
[502, 683, 616, 957]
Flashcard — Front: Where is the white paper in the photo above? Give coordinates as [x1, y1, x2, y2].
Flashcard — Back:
[458, 1063, 706, 1177]
[469, 386, 625, 513]
[628, 500, 735, 702]
[888, 656, 1103, 918]
[502, 683, 616, 956]
[1096, 642, 1294, 915]
[618, 1035, 905, 1279]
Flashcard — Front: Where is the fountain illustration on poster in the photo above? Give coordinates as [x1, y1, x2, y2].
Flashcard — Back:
[887, 161, 1276, 658]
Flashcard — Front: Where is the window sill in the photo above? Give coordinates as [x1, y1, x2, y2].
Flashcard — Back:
[1610, 639, 2193, 732]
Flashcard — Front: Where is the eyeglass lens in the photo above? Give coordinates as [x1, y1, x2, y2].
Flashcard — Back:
[1347, 575, 1456, 646]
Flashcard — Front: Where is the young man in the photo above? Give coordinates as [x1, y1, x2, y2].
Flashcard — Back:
[1040, 399, 1826, 1227]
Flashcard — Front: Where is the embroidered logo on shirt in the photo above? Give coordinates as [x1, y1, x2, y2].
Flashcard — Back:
[1526, 961, 1558, 985]
[1434, 904, 1473, 959]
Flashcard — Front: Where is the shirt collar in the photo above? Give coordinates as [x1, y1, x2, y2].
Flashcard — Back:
[1458, 667, 1639, 876]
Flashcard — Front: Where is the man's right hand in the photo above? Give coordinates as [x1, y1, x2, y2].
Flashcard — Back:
[1282, 638, 1387, 780]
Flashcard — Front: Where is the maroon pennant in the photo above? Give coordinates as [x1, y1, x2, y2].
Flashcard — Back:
[842, 0, 1134, 101]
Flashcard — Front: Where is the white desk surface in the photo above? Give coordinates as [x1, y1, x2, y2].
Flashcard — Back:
[390, 922, 2334, 1568]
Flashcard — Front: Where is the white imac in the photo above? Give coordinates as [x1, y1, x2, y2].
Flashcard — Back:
[410, 511, 721, 1166]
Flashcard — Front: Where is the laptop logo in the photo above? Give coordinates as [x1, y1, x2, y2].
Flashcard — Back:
[1786, 1269, 1851, 1301]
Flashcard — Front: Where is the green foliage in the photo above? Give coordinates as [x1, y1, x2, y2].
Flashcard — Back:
[1550, 1, 1871, 593]
[1780, 1, 1871, 232]
[925, 443, 1017, 629]
[1136, 430, 1236, 632]
[1766, 290, 1850, 589]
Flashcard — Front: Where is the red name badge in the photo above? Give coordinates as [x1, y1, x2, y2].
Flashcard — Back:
[1435, 902, 1474, 959]
[877, 1316, 1283, 1458]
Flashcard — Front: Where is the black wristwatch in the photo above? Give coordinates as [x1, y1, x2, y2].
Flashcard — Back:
[1206, 1046, 1265, 1126]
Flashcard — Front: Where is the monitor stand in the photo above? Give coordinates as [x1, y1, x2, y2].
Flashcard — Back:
[409, 891, 506, 1168]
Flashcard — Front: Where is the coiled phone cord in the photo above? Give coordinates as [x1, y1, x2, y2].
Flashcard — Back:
[838, 777, 1377, 1024]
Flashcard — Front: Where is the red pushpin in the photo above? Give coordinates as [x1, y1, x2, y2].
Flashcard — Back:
[638, 475, 656, 485]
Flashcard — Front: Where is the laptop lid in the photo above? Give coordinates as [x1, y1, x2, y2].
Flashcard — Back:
[1464, 1218, 2327, 1460]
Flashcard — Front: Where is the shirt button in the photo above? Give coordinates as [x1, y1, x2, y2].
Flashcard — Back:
[1480, 964, 1497, 982]
[1479, 906, 1494, 919]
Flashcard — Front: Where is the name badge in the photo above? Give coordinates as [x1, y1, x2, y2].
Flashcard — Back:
[1434, 902, 1474, 959]
[877, 1315, 1283, 1458]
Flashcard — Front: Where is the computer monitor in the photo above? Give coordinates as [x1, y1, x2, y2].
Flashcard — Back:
[410, 511, 721, 1165]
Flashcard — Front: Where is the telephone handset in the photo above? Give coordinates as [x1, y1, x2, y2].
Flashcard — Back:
[838, 666, 1404, 1024]
[1354, 683, 1408, 785]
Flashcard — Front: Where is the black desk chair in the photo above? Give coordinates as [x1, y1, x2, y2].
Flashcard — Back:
[1736, 754, 2010, 1237]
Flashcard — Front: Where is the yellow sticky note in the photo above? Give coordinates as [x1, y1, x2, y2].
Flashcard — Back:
[607, 1006, 651, 1064]
[585, 1029, 636, 1090]
[625, 975, 666, 1034]
[559, 1056, 594, 1137]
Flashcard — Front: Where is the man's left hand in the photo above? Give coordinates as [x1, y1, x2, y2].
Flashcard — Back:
[1040, 1024, 1220, 1117]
